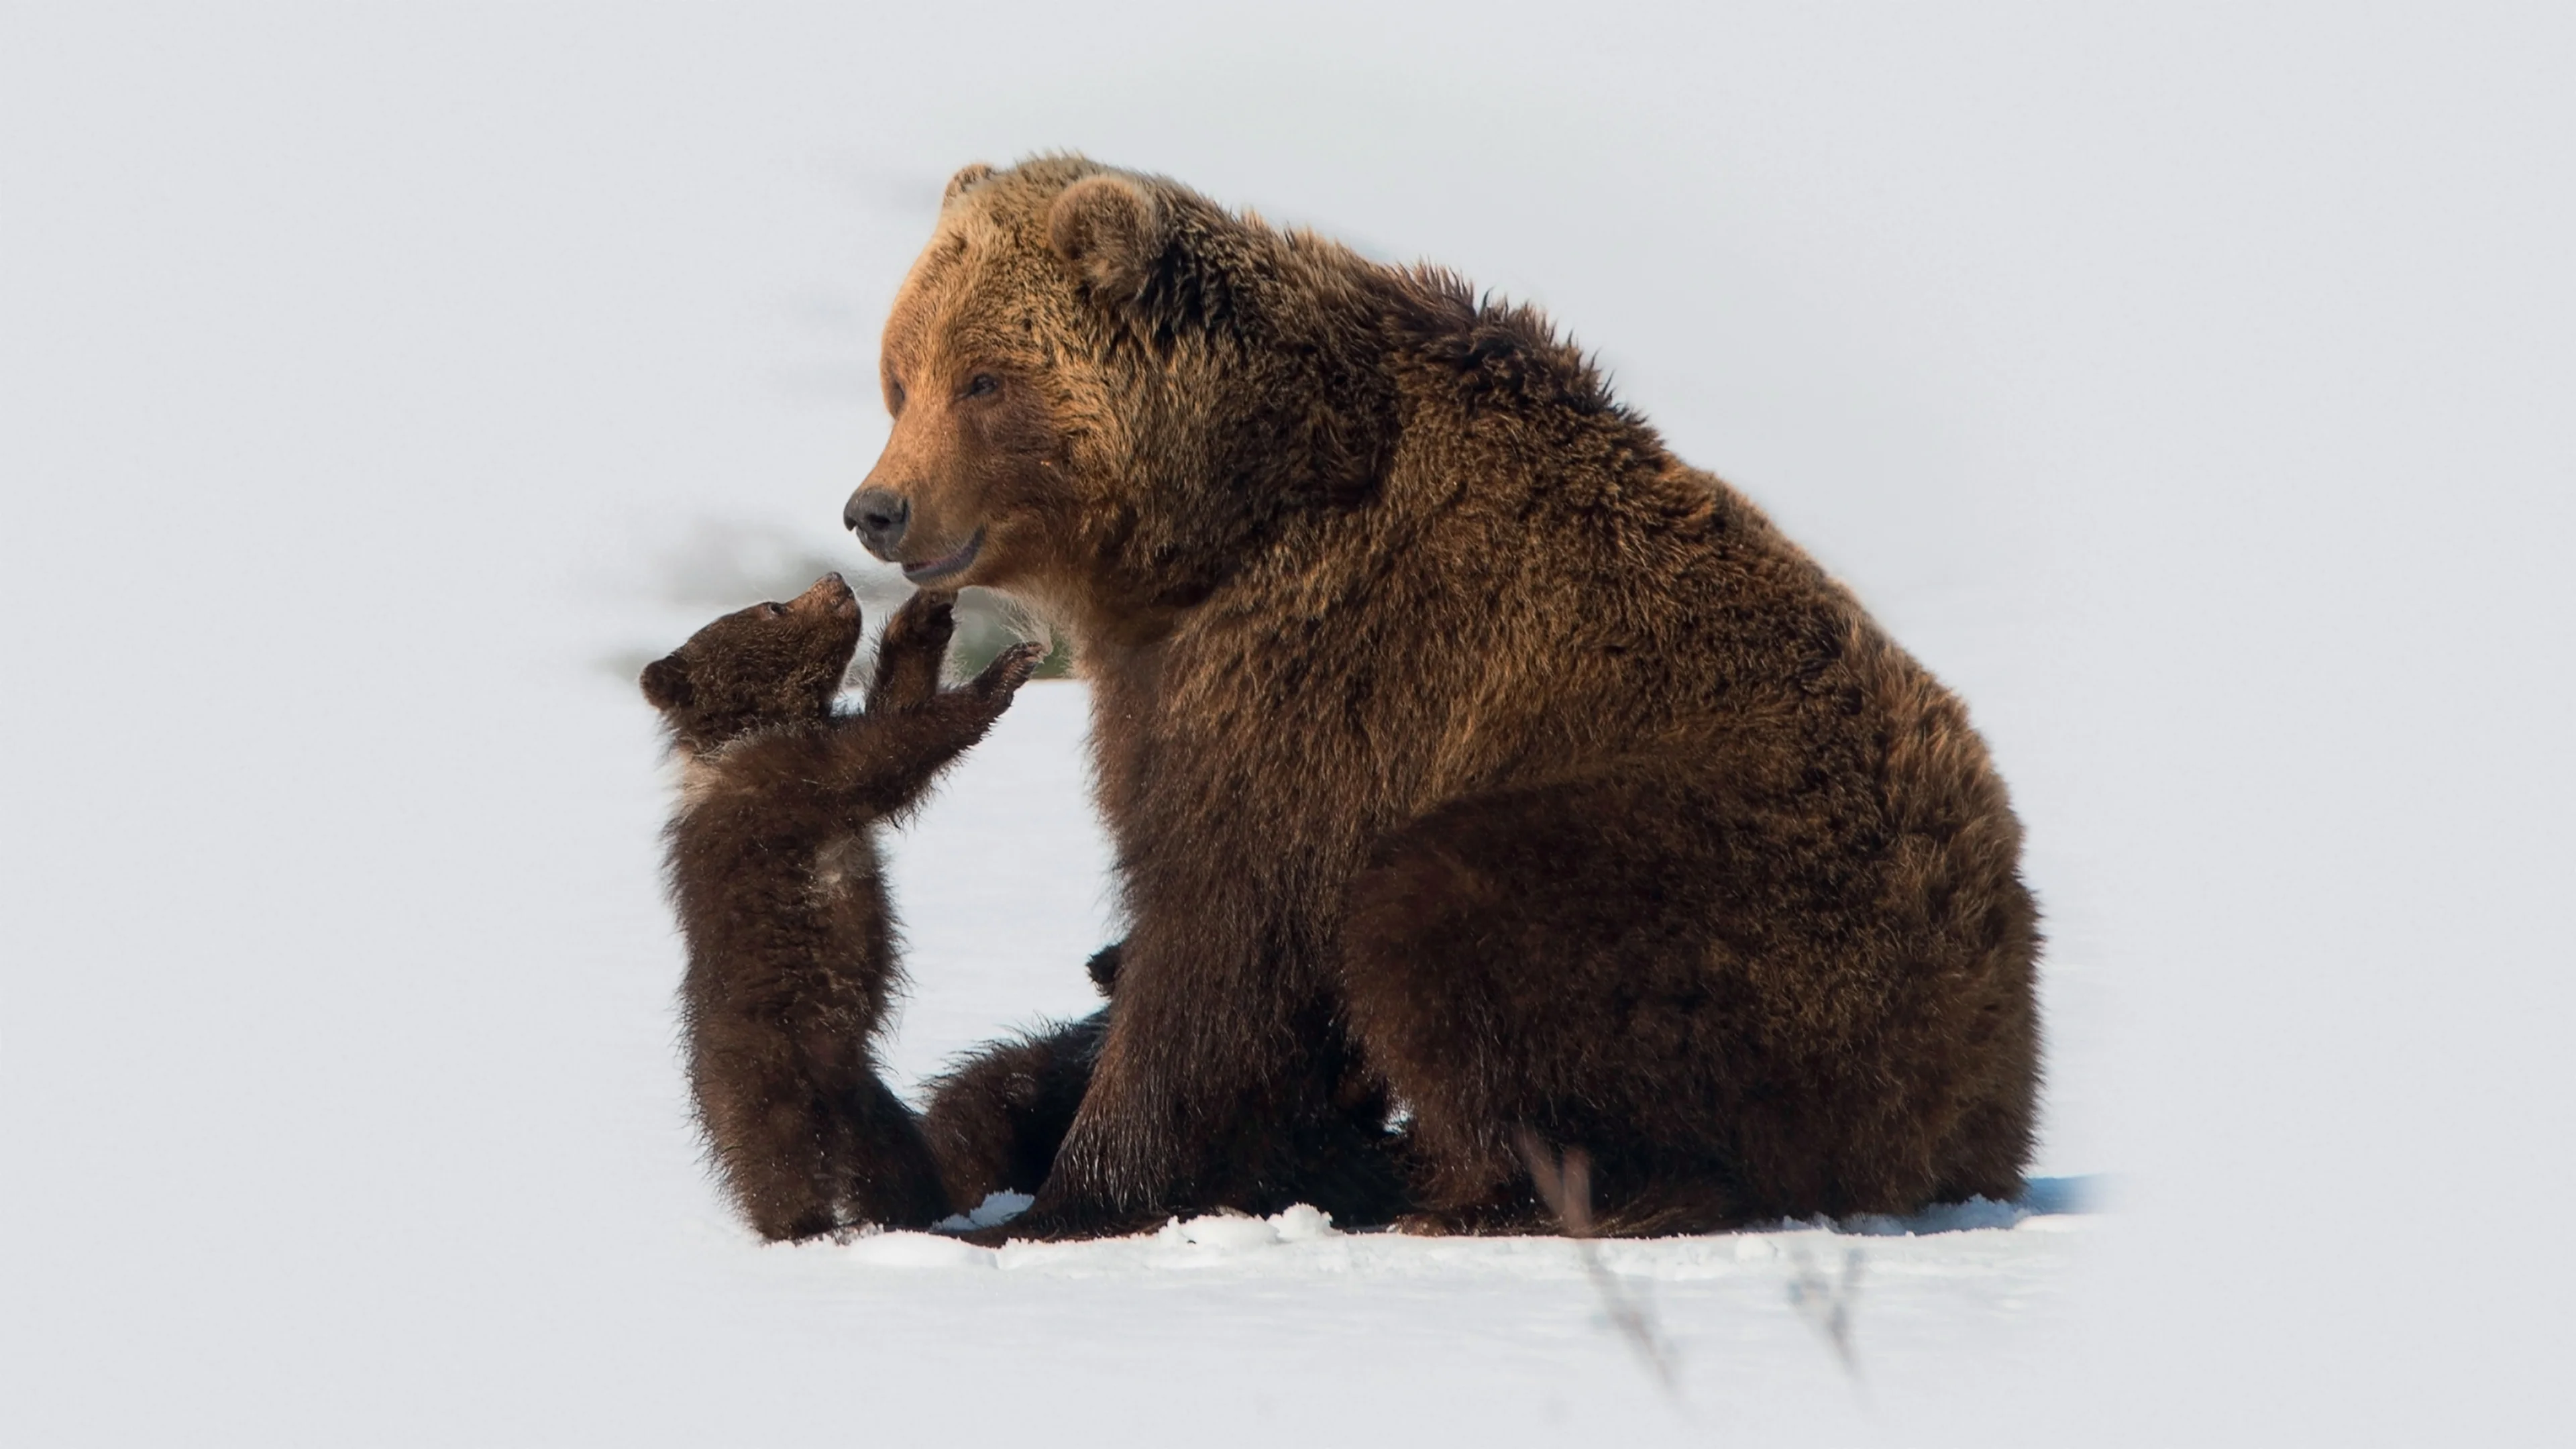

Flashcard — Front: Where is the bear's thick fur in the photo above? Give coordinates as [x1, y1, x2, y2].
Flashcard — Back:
[919, 1008, 1107, 1212]
[846, 157, 2041, 1238]
[643, 576, 1043, 1238]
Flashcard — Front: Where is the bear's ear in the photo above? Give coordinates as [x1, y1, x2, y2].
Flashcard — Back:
[943, 162, 994, 207]
[639, 655, 693, 711]
[1049, 173, 1167, 304]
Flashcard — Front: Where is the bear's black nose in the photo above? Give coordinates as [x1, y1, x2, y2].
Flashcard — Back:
[845, 487, 910, 558]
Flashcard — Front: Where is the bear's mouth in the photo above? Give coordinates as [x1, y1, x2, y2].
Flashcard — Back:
[902, 529, 984, 584]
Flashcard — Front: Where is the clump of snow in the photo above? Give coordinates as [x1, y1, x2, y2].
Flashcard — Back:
[1837, 1196, 2027, 1237]
[1158, 1210, 1285, 1250]
[1147, 1203, 1340, 1250]
[1735, 1177, 2104, 1240]
[840, 1232, 994, 1269]
[2017, 1174, 2107, 1216]
[930, 1189, 1033, 1232]
[830, 1187, 2095, 1287]
[1271, 1203, 1335, 1242]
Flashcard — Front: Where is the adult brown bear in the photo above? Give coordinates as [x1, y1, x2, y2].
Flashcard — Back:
[851, 156, 2041, 1237]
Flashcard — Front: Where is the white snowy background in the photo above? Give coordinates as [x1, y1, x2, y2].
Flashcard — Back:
[3, 3, 2569, 1444]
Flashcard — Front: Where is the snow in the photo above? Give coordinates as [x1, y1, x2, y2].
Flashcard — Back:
[5, 3, 2573, 1446]
[853, 1193, 2081, 1275]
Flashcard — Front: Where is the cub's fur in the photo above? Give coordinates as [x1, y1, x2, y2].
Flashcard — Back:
[643, 574, 1040, 1239]
[914, 943, 1120, 1210]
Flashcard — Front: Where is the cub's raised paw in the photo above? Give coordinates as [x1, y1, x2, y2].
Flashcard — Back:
[969, 640, 1049, 704]
[867, 591, 959, 714]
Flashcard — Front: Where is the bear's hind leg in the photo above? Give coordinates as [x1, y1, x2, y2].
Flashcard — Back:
[1340, 766, 1886, 1236]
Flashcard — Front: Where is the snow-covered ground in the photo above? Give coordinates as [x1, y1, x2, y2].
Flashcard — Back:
[793, 678, 2102, 1438]
[643, 672, 2110, 1441]
[5, 5, 2571, 1445]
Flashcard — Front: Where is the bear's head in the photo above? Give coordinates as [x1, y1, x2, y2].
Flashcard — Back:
[843, 156, 1397, 641]
[641, 572, 863, 755]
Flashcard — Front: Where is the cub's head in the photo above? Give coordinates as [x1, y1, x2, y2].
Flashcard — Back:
[640, 573, 862, 755]
[845, 156, 1394, 636]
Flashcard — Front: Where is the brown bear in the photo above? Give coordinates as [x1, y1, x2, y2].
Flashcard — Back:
[843, 156, 2041, 1238]
[642, 574, 1044, 1238]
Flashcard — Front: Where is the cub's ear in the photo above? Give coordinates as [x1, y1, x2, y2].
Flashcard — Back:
[943, 162, 994, 207]
[639, 655, 694, 711]
[1049, 173, 1167, 303]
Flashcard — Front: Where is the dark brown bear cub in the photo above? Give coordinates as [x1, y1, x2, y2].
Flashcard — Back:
[914, 945, 1120, 1212]
[642, 574, 1042, 1240]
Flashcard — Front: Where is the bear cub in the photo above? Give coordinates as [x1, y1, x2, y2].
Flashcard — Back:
[915, 945, 1121, 1213]
[642, 573, 1042, 1240]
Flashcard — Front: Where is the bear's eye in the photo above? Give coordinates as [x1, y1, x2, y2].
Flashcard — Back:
[962, 372, 1001, 400]
[764, 602, 788, 617]
[885, 376, 906, 415]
